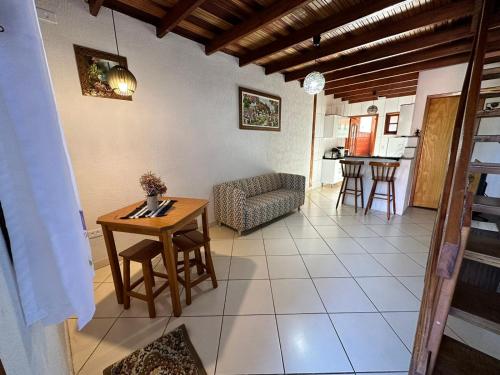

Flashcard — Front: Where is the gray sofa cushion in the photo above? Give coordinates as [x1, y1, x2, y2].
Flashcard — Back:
[244, 189, 303, 229]
[232, 173, 282, 198]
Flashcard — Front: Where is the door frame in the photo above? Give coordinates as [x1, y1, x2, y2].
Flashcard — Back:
[346, 114, 379, 156]
[409, 93, 460, 208]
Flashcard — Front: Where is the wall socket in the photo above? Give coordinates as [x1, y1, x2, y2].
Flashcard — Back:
[86, 228, 103, 239]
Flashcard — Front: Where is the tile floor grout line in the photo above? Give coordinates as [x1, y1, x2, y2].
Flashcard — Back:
[290, 214, 356, 374]
[263, 226, 288, 375]
[75, 315, 120, 375]
[213, 229, 235, 375]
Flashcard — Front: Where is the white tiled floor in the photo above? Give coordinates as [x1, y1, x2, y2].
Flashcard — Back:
[71, 186, 494, 374]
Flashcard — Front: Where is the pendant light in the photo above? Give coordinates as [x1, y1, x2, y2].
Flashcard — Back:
[367, 91, 378, 114]
[107, 10, 137, 97]
[304, 35, 325, 95]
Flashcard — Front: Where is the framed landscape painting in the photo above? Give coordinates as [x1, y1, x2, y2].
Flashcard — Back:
[73, 45, 131, 101]
[239, 87, 281, 131]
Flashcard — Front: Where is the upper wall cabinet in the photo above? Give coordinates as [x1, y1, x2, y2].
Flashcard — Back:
[397, 103, 415, 136]
[325, 115, 349, 138]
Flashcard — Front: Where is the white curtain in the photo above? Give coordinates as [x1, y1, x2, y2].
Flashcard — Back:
[0, 0, 95, 328]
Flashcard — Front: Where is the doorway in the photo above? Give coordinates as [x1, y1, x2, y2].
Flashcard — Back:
[346, 115, 378, 156]
[412, 95, 460, 209]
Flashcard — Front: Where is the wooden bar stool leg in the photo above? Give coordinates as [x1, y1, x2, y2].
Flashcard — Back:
[342, 177, 349, 204]
[365, 181, 377, 215]
[336, 177, 346, 209]
[183, 251, 192, 305]
[386, 181, 391, 220]
[149, 260, 156, 286]
[391, 180, 396, 215]
[360, 177, 364, 208]
[354, 177, 358, 213]
[142, 262, 156, 318]
[204, 245, 218, 288]
[194, 249, 203, 275]
[123, 259, 131, 310]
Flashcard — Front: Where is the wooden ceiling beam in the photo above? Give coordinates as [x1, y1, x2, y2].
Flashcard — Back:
[346, 91, 417, 103]
[89, 0, 104, 16]
[339, 86, 418, 101]
[284, 24, 473, 81]
[325, 54, 470, 88]
[324, 73, 419, 91]
[324, 32, 500, 83]
[238, 0, 401, 67]
[157, 0, 208, 38]
[204, 0, 312, 55]
[264, 0, 475, 74]
[327, 80, 419, 97]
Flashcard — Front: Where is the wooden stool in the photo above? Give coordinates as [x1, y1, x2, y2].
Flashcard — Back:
[174, 219, 198, 236]
[365, 161, 400, 220]
[120, 239, 169, 318]
[172, 230, 218, 305]
[336, 160, 364, 213]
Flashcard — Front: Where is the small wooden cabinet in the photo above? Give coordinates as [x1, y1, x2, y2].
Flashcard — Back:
[321, 159, 344, 185]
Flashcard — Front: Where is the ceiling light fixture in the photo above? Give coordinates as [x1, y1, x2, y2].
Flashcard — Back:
[107, 10, 137, 97]
[367, 91, 379, 114]
[304, 35, 325, 95]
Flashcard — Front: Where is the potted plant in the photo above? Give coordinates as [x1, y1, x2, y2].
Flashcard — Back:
[139, 171, 167, 211]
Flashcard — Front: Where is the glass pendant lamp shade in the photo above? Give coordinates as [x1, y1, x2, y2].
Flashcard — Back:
[367, 104, 378, 114]
[107, 65, 137, 96]
[304, 71, 325, 95]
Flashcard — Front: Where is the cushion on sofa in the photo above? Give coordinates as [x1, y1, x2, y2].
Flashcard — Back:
[244, 189, 302, 228]
[231, 173, 282, 198]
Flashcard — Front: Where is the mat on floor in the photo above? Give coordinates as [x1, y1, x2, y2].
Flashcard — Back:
[103, 324, 207, 375]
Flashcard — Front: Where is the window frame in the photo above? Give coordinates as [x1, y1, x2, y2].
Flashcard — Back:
[384, 112, 400, 135]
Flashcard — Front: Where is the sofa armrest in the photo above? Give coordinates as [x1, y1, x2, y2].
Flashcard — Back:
[280, 173, 306, 192]
[213, 183, 246, 231]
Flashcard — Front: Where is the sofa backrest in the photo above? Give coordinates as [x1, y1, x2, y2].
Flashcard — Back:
[228, 173, 282, 198]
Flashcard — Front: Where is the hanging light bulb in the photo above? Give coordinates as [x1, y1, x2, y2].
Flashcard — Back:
[304, 35, 325, 95]
[108, 10, 137, 97]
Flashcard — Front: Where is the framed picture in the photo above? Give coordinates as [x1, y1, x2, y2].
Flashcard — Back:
[73, 45, 131, 101]
[239, 87, 281, 131]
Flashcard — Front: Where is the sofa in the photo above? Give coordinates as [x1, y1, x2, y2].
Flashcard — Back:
[214, 173, 305, 234]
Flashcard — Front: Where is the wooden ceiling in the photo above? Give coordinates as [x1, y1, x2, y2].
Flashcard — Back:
[89, 0, 500, 103]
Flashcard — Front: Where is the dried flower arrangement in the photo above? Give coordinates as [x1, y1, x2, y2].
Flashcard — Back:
[139, 172, 167, 197]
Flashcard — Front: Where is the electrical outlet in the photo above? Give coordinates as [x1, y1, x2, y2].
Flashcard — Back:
[86, 228, 103, 239]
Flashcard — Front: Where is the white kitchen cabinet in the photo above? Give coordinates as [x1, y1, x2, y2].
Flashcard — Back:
[397, 103, 415, 136]
[324, 115, 335, 138]
[321, 159, 344, 185]
[337, 117, 350, 138]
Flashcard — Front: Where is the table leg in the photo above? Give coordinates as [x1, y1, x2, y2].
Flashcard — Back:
[161, 230, 182, 317]
[202, 207, 218, 288]
[101, 225, 123, 304]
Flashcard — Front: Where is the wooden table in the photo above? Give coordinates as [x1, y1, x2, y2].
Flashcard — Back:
[97, 197, 211, 317]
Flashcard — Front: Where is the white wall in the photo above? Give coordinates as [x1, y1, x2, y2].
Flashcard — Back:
[326, 95, 416, 156]
[39, 0, 318, 264]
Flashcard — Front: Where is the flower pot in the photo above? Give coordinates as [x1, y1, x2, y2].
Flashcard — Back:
[146, 195, 159, 211]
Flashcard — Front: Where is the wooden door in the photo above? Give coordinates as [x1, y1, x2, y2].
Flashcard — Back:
[347, 115, 377, 156]
[412, 96, 460, 209]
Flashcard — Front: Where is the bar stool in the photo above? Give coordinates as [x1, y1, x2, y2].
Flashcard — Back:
[365, 161, 400, 220]
[336, 160, 364, 213]
[172, 230, 218, 305]
[120, 239, 169, 318]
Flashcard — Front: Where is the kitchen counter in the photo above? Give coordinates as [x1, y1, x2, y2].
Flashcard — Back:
[322, 156, 345, 160]
[340, 156, 415, 216]
[345, 155, 400, 161]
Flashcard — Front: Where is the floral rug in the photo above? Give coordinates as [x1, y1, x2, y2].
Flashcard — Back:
[103, 324, 206, 375]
